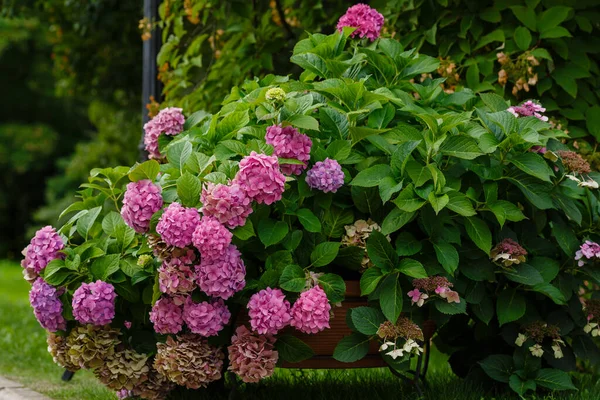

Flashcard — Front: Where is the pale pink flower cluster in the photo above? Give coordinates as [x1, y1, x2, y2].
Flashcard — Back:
[21, 226, 65, 277]
[200, 182, 253, 229]
[507, 100, 548, 122]
[158, 258, 196, 295]
[575, 240, 600, 267]
[29, 278, 66, 332]
[233, 152, 286, 205]
[195, 245, 246, 300]
[410, 276, 459, 306]
[183, 298, 231, 337]
[247, 288, 292, 335]
[228, 326, 278, 383]
[156, 202, 200, 248]
[265, 125, 312, 175]
[143, 107, 185, 159]
[336, 4, 384, 41]
[150, 296, 185, 334]
[306, 158, 345, 193]
[192, 216, 232, 260]
[72, 280, 116, 326]
[121, 180, 163, 233]
[290, 286, 331, 334]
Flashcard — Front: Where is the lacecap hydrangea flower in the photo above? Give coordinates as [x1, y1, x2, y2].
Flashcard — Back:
[200, 182, 253, 229]
[29, 278, 66, 332]
[575, 240, 600, 266]
[143, 107, 185, 159]
[121, 180, 163, 233]
[192, 216, 232, 260]
[158, 258, 196, 295]
[265, 125, 312, 175]
[195, 244, 246, 300]
[490, 238, 528, 267]
[182, 297, 231, 337]
[234, 152, 286, 205]
[228, 325, 278, 383]
[156, 202, 200, 248]
[21, 226, 65, 277]
[72, 280, 117, 326]
[247, 288, 292, 335]
[336, 4, 384, 41]
[507, 100, 548, 122]
[150, 296, 184, 334]
[290, 285, 331, 334]
[306, 158, 345, 193]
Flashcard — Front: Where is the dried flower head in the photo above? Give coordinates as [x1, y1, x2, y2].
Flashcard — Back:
[377, 318, 424, 342]
[94, 349, 150, 391]
[341, 219, 389, 269]
[412, 276, 453, 293]
[228, 325, 279, 383]
[523, 321, 561, 343]
[132, 368, 176, 400]
[490, 238, 528, 267]
[557, 150, 591, 174]
[67, 325, 121, 369]
[47, 332, 80, 372]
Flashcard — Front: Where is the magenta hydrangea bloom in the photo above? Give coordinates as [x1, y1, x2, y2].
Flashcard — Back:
[265, 125, 312, 175]
[305, 158, 345, 193]
[247, 288, 292, 335]
[150, 296, 184, 334]
[200, 182, 253, 229]
[72, 280, 116, 326]
[192, 216, 232, 260]
[158, 258, 196, 295]
[183, 297, 231, 337]
[507, 100, 548, 122]
[336, 4, 384, 41]
[143, 107, 185, 159]
[29, 278, 66, 332]
[195, 245, 246, 300]
[234, 152, 286, 205]
[156, 202, 200, 248]
[21, 226, 65, 275]
[290, 286, 331, 334]
[121, 180, 163, 233]
[575, 240, 600, 266]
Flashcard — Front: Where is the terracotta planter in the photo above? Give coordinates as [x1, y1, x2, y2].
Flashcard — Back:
[237, 280, 386, 369]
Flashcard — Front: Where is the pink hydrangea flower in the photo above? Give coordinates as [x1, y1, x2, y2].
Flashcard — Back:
[143, 107, 185, 159]
[29, 278, 66, 332]
[336, 4, 384, 41]
[158, 258, 196, 295]
[441, 290, 460, 304]
[116, 389, 133, 400]
[306, 158, 345, 193]
[21, 226, 65, 276]
[247, 288, 292, 335]
[183, 297, 231, 337]
[529, 146, 547, 154]
[124, 321, 132, 329]
[195, 245, 246, 300]
[150, 296, 184, 334]
[507, 100, 548, 122]
[575, 240, 600, 266]
[121, 180, 163, 233]
[201, 182, 253, 229]
[156, 202, 200, 248]
[290, 286, 331, 334]
[265, 125, 312, 175]
[407, 289, 428, 307]
[234, 152, 286, 205]
[228, 325, 278, 383]
[192, 216, 232, 260]
[72, 280, 116, 326]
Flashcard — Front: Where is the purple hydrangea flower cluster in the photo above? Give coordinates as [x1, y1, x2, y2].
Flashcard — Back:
[29, 278, 66, 332]
[21, 226, 65, 275]
[507, 100, 548, 122]
[201, 182, 253, 229]
[247, 288, 292, 335]
[290, 286, 331, 334]
[234, 152, 286, 205]
[195, 245, 246, 300]
[158, 258, 196, 295]
[575, 241, 600, 266]
[156, 202, 200, 248]
[336, 4, 384, 41]
[150, 296, 184, 334]
[265, 125, 312, 175]
[143, 107, 185, 159]
[192, 216, 232, 260]
[305, 158, 345, 193]
[121, 180, 163, 233]
[182, 297, 231, 337]
[72, 280, 117, 326]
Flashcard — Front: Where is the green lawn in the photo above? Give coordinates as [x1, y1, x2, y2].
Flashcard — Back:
[1, 259, 598, 400]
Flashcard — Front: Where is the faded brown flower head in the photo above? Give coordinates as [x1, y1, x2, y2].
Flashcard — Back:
[95, 349, 150, 391]
[557, 150, 591, 174]
[67, 325, 121, 369]
[154, 334, 224, 389]
[132, 367, 176, 400]
[47, 333, 80, 372]
[523, 321, 561, 343]
[228, 325, 278, 383]
[412, 276, 453, 293]
[437, 57, 461, 93]
[184, 0, 200, 24]
[377, 318, 424, 341]
[496, 51, 539, 95]
[341, 219, 389, 269]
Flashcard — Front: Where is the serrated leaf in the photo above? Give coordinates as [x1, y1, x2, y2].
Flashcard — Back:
[128, 160, 160, 182]
[510, 153, 553, 183]
[167, 141, 193, 170]
[433, 242, 459, 275]
[76, 206, 102, 240]
[350, 165, 392, 187]
[397, 258, 427, 278]
[279, 264, 306, 292]
[360, 267, 383, 296]
[480, 355, 514, 383]
[288, 114, 319, 131]
[318, 273, 346, 303]
[435, 299, 467, 315]
[446, 191, 477, 216]
[310, 242, 341, 267]
[333, 333, 371, 363]
[532, 283, 566, 305]
[440, 136, 483, 159]
[379, 273, 403, 322]
[258, 219, 289, 247]
[535, 369, 577, 391]
[381, 209, 414, 236]
[90, 254, 121, 281]
[296, 208, 321, 233]
[176, 172, 201, 207]
[464, 216, 492, 255]
[367, 231, 398, 272]
[497, 288, 526, 326]
[428, 193, 449, 214]
[391, 140, 421, 175]
[277, 335, 315, 363]
[514, 27, 532, 50]
[232, 220, 255, 240]
[350, 307, 386, 335]
[327, 140, 352, 161]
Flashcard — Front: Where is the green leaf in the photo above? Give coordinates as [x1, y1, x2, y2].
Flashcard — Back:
[506, 173, 554, 210]
[464, 217, 492, 255]
[504, 264, 544, 286]
[288, 115, 319, 131]
[514, 27, 532, 51]
[539, 26, 571, 39]
[537, 6, 571, 33]
[393, 184, 427, 212]
[511, 6, 537, 31]
[318, 273, 346, 303]
[183, 110, 210, 130]
[532, 283, 566, 305]
[397, 258, 427, 279]
[333, 333, 371, 363]
[114, 224, 135, 252]
[310, 242, 341, 267]
[102, 211, 124, 236]
[480, 93, 508, 112]
[440, 136, 483, 159]
[428, 193, 449, 215]
[327, 140, 352, 161]
[529, 257, 559, 283]
[535, 369, 577, 391]
[379, 177, 403, 204]
[435, 299, 467, 315]
[176, 172, 201, 207]
[480, 355, 514, 383]
[379, 273, 403, 322]
[586, 105, 600, 141]
[279, 264, 306, 292]
[395, 232, 422, 256]
[350, 165, 392, 187]
[446, 192, 477, 217]
[258, 219, 289, 247]
[350, 307, 386, 335]
[390, 140, 421, 175]
[349, 126, 386, 144]
[433, 242, 459, 275]
[497, 288, 526, 326]
[232, 220, 255, 240]
[487, 200, 526, 227]
[128, 160, 160, 182]
[360, 267, 383, 296]
[473, 297, 494, 324]
[276, 335, 315, 363]
[76, 206, 102, 240]
[474, 29, 504, 50]
[90, 254, 121, 281]
[510, 153, 553, 183]
[466, 64, 480, 89]
[381, 209, 414, 236]
[167, 141, 193, 170]
[296, 209, 321, 233]
[366, 231, 398, 272]
[509, 374, 537, 396]
[550, 220, 579, 256]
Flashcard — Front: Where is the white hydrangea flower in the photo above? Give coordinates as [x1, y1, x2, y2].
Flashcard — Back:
[515, 333, 527, 347]
[529, 344, 544, 357]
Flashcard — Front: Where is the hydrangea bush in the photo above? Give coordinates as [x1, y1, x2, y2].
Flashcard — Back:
[23, 5, 600, 399]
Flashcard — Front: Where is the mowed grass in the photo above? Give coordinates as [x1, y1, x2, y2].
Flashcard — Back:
[1, 259, 599, 400]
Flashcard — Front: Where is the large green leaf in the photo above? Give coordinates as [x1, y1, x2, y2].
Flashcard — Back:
[318, 273, 346, 303]
[360, 267, 383, 296]
[390, 140, 421, 175]
[535, 369, 577, 391]
[76, 206, 102, 240]
[446, 191, 477, 216]
[497, 288, 526, 326]
[90, 254, 121, 280]
[258, 219, 289, 247]
[397, 258, 427, 279]
[505, 173, 554, 210]
[504, 264, 544, 286]
[464, 217, 492, 255]
[176, 172, 201, 207]
[379, 273, 403, 322]
[350, 307, 386, 335]
[279, 264, 306, 292]
[509, 153, 554, 183]
[128, 160, 160, 182]
[167, 141, 193, 170]
[296, 208, 322, 233]
[276, 335, 315, 363]
[440, 135, 483, 159]
[532, 283, 566, 305]
[479, 355, 514, 383]
[310, 242, 341, 267]
[350, 165, 392, 187]
[333, 333, 371, 363]
[433, 241, 459, 275]
[366, 231, 398, 272]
